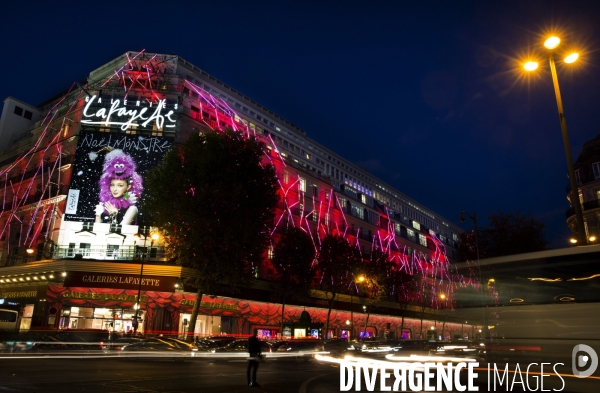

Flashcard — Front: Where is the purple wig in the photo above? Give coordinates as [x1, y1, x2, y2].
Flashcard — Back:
[98, 149, 143, 211]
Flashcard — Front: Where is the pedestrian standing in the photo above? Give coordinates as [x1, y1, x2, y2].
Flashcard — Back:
[247, 330, 262, 387]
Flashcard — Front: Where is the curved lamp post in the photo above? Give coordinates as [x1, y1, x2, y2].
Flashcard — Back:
[524, 36, 586, 245]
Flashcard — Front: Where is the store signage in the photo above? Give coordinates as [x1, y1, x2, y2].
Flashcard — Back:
[180, 298, 238, 310]
[63, 291, 146, 302]
[64, 271, 177, 292]
[81, 95, 177, 131]
[0, 289, 38, 299]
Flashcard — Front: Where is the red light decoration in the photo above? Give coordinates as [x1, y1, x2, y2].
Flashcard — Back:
[0, 50, 473, 309]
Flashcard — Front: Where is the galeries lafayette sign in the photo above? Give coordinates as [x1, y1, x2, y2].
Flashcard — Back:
[64, 271, 177, 292]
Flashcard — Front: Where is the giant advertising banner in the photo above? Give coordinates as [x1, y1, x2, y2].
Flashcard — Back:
[64, 130, 173, 225]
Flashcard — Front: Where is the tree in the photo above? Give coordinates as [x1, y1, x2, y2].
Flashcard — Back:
[456, 231, 478, 262]
[358, 248, 393, 337]
[457, 211, 548, 260]
[271, 226, 316, 335]
[391, 267, 418, 338]
[317, 234, 363, 339]
[143, 130, 279, 340]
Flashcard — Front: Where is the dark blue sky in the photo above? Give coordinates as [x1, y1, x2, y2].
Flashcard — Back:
[2, 1, 600, 248]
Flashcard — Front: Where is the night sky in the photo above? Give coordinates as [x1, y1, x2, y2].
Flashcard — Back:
[2, 1, 600, 249]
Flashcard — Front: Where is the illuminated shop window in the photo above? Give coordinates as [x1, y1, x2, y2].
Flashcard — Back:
[351, 205, 364, 220]
[339, 197, 346, 211]
[412, 221, 421, 230]
[299, 177, 306, 193]
[394, 223, 401, 235]
[268, 246, 274, 259]
[79, 243, 91, 257]
[419, 234, 427, 247]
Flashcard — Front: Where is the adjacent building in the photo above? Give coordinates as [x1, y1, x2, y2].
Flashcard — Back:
[569, 134, 600, 242]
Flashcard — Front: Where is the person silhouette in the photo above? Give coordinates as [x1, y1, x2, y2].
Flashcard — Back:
[247, 330, 262, 387]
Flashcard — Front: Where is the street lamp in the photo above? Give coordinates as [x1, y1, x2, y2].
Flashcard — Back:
[460, 211, 488, 345]
[524, 36, 586, 245]
[349, 274, 366, 342]
[132, 232, 160, 334]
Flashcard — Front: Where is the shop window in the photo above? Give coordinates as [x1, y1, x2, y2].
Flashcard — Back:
[298, 177, 306, 193]
[67, 243, 75, 257]
[19, 304, 34, 331]
[282, 170, 289, 184]
[106, 245, 119, 257]
[79, 243, 91, 257]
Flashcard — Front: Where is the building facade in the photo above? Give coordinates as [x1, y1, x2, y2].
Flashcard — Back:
[0, 51, 466, 339]
[569, 134, 600, 242]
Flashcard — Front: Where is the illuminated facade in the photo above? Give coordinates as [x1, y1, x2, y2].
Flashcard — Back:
[0, 51, 466, 339]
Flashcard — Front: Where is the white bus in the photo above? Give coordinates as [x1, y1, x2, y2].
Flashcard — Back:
[0, 309, 19, 333]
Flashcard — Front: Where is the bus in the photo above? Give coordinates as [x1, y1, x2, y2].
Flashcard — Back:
[454, 245, 600, 375]
[0, 309, 19, 333]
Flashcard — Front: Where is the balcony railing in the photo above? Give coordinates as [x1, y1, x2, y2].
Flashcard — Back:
[52, 246, 168, 262]
[0, 246, 168, 267]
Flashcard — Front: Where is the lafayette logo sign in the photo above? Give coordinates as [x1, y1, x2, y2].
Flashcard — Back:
[82, 95, 177, 131]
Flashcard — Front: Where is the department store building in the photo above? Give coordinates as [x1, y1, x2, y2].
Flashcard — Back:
[0, 52, 468, 340]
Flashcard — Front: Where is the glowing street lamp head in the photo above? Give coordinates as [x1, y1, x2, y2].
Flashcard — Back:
[357, 275, 365, 283]
[440, 293, 446, 300]
[151, 233, 159, 241]
[569, 238, 578, 244]
[544, 36, 561, 50]
[564, 53, 579, 64]
[524, 61, 539, 72]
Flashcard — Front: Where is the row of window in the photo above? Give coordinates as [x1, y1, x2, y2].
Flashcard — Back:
[180, 71, 459, 243]
[13, 105, 33, 120]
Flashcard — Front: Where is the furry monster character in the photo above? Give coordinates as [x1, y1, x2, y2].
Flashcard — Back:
[98, 149, 143, 211]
